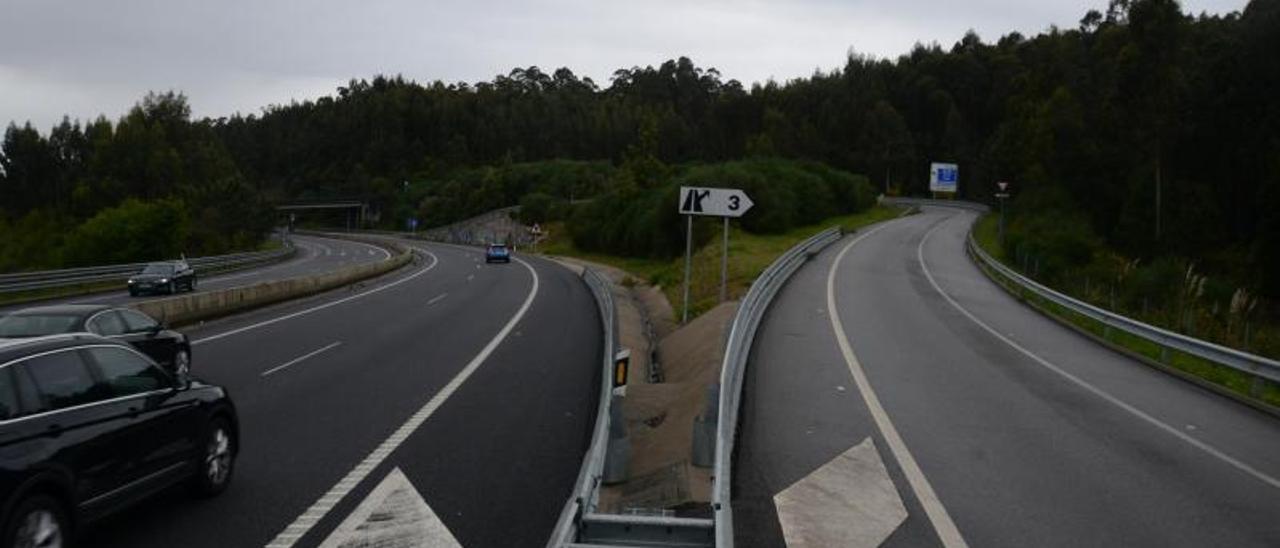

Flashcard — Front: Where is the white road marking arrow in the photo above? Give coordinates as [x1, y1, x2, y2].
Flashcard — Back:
[318, 467, 461, 548]
[774, 437, 907, 548]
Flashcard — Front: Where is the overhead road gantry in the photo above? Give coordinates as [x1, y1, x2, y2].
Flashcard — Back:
[275, 200, 371, 230]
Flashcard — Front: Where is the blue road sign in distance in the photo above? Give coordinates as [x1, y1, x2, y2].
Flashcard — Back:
[930, 162, 959, 192]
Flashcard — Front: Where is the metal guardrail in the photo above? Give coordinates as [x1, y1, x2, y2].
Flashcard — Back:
[889, 196, 1280, 388]
[968, 233, 1280, 384]
[712, 226, 844, 548]
[882, 195, 989, 213]
[547, 267, 618, 547]
[0, 242, 296, 294]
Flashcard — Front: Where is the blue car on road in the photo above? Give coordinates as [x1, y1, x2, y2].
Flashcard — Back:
[485, 244, 511, 264]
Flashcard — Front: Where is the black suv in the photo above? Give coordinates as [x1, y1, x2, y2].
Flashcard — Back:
[0, 305, 192, 377]
[128, 261, 197, 296]
[0, 334, 237, 548]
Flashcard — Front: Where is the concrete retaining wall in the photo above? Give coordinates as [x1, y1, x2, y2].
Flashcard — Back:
[132, 236, 411, 327]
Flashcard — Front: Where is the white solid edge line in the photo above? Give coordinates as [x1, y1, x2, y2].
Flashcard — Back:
[827, 222, 971, 548]
[261, 341, 343, 377]
[263, 255, 541, 547]
[192, 250, 439, 346]
[917, 213, 1280, 490]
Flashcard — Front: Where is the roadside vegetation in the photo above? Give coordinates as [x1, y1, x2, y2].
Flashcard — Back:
[543, 200, 899, 319]
[974, 214, 1280, 408]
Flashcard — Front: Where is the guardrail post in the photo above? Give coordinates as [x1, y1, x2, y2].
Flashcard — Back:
[691, 383, 719, 468]
[603, 394, 630, 485]
[1160, 346, 1170, 364]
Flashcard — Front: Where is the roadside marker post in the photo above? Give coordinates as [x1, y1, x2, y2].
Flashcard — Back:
[613, 348, 631, 395]
[678, 186, 754, 323]
[995, 181, 1011, 245]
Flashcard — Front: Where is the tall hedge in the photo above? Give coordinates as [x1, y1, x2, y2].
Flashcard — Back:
[570, 158, 875, 258]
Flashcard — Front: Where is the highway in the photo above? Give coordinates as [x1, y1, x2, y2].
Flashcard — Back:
[0, 233, 390, 315]
[38, 237, 603, 547]
[734, 207, 1280, 547]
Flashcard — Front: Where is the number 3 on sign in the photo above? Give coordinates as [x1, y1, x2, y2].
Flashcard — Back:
[728, 195, 740, 211]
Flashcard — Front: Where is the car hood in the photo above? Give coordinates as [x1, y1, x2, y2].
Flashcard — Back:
[131, 274, 172, 282]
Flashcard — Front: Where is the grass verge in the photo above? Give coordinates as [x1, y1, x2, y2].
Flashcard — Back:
[971, 214, 1280, 409]
[540, 204, 902, 320]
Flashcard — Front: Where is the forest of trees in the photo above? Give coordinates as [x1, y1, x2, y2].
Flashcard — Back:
[1, 0, 1277, 301]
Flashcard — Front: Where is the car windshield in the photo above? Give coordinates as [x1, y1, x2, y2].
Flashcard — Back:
[490, 245, 507, 251]
[141, 264, 175, 275]
[0, 314, 81, 337]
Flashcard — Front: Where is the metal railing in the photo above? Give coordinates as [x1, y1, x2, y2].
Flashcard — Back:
[712, 226, 844, 548]
[547, 266, 618, 546]
[891, 196, 1280, 389]
[968, 233, 1280, 384]
[0, 243, 296, 294]
[882, 196, 989, 213]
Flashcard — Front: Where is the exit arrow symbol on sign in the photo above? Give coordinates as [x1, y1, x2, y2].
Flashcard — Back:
[678, 186, 754, 217]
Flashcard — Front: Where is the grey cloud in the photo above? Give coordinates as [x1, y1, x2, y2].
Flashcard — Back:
[0, 0, 1248, 131]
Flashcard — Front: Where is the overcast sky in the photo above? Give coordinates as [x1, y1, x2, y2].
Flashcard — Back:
[0, 0, 1246, 132]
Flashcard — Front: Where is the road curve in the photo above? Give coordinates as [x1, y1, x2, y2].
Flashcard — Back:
[0, 233, 389, 315]
[76, 238, 602, 547]
[734, 207, 1280, 547]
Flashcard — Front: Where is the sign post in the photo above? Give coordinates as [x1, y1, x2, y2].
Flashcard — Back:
[678, 186, 754, 323]
[995, 181, 1010, 245]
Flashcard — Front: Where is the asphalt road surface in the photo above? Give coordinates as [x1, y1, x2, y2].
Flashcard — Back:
[735, 207, 1280, 547]
[0, 234, 390, 315]
[71, 238, 601, 547]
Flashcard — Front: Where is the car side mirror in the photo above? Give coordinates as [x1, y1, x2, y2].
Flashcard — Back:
[148, 323, 164, 335]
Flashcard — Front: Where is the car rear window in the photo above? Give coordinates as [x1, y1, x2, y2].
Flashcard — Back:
[118, 310, 159, 333]
[0, 314, 81, 337]
[88, 311, 127, 336]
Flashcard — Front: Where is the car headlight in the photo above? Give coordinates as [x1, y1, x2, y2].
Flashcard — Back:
[159, 278, 169, 283]
[128, 279, 135, 284]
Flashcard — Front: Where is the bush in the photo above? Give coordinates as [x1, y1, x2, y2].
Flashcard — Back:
[416, 160, 613, 228]
[569, 158, 875, 258]
[62, 199, 191, 266]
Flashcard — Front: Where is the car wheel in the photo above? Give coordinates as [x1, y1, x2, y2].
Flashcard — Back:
[3, 495, 70, 548]
[167, 281, 177, 295]
[174, 349, 191, 377]
[191, 418, 235, 497]
[129, 288, 138, 297]
[189, 277, 197, 292]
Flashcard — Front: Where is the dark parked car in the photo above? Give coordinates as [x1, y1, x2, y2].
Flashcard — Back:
[128, 261, 196, 296]
[485, 243, 511, 264]
[0, 334, 237, 548]
[0, 305, 191, 377]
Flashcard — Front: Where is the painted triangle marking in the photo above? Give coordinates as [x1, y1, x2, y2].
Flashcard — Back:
[318, 467, 461, 548]
[774, 437, 908, 548]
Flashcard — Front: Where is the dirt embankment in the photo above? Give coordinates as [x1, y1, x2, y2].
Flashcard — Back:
[551, 256, 736, 516]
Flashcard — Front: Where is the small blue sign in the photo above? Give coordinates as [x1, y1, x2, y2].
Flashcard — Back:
[930, 162, 959, 192]
[408, 218, 419, 230]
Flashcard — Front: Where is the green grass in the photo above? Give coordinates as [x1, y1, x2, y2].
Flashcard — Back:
[541, 204, 903, 320]
[973, 213, 1005, 261]
[972, 215, 1280, 408]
